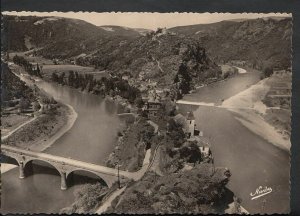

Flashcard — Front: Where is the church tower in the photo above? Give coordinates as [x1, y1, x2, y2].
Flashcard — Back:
[186, 111, 195, 137]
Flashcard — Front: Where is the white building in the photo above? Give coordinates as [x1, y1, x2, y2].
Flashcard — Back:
[174, 111, 199, 138]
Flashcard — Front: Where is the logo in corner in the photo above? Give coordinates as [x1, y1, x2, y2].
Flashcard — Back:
[250, 186, 272, 200]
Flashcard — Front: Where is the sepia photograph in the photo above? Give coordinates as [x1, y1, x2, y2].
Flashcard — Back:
[1, 12, 292, 214]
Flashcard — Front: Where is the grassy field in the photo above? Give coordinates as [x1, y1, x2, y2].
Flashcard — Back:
[9, 53, 109, 81]
[9, 52, 54, 65]
[41, 64, 108, 80]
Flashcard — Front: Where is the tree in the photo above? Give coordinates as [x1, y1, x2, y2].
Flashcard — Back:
[19, 98, 30, 111]
[139, 123, 155, 146]
[51, 72, 59, 82]
[263, 67, 274, 78]
[134, 97, 144, 108]
[33, 101, 41, 111]
[163, 97, 176, 116]
[36, 63, 42, 77]
[174, 63, 191, 95]
[188, 142, 202, 163]
[68, 71, 75, 86]
[167, 118, 185, 148]
[59, 72, 65, 85]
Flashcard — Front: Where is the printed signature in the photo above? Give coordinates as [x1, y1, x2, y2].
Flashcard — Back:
[250, 186, 272, 200]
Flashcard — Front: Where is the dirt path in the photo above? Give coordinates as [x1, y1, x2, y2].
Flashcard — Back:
[95, 186, 127, 214]
[1, 116, 38, 141]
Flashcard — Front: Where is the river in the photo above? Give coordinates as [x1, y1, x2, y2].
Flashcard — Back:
[1, 80, 125, 213]
[1, 68, 290, 214]
[184, 68, 261, 105]
[178, 68, 290, 214]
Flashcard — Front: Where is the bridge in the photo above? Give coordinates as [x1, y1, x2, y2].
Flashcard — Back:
[1, 145, 143, 190]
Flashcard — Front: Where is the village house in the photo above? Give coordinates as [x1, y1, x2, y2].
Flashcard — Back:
[121, 75, 129, 81]
[174, 111, 200, 138]
[143, 98, 162, 118]
[142, 90, 162, 118]
[199, 144, 212, 159]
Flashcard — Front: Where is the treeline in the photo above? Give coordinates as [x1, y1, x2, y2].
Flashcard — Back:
[51, 71, 141, 104]
[1, 62, 35, 103]
[12, 55, 42, 77]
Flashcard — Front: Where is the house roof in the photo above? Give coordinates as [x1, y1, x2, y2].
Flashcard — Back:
[186, 111, 195, 120]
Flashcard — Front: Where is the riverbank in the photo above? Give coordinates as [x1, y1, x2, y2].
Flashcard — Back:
[1, 103, 77, 174]
[33, 103, 78, 152]
[221, 77, 291, 151]
[3, 102, 77, 152]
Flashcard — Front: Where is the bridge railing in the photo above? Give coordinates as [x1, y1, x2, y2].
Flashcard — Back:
[1, 144, 131, 177]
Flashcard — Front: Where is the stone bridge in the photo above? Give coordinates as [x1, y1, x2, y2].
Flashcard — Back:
[1, 145, 137, 190]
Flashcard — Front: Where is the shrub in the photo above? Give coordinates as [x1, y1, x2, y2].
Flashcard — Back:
[263, 67, 274, 78]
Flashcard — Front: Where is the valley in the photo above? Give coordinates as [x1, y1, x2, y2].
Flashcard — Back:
[1, 13, 292, 214]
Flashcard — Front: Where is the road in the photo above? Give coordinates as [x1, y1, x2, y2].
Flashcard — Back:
[2, 144, 140, 179]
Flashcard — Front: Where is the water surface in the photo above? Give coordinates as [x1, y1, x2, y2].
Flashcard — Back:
[178, 69, 290, 214]
[1, 81, 124, 213]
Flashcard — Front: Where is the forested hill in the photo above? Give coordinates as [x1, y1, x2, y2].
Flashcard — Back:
[2, 15, 141, 58]
[3, 15, 292, 71]
[1, 62, 34, 103]
[170, 17, 292, 69]
[3, 15, 292, 89]
[3, 15, 221, 89]
[75, 29, 222, 88]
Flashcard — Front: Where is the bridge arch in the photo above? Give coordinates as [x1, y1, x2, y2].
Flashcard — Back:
[23, 159, 63, 176]
[22, 159, 68, 190]
[1, 154, 20, 167]
[66, 169, 117, 188]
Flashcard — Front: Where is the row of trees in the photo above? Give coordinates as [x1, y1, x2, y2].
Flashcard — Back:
[51, 70, 142, 104]
[12, 55, 42, 77]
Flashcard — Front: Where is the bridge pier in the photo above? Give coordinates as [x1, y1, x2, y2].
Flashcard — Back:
[60, 172, 67, 190]
[19, 161, 25, 179]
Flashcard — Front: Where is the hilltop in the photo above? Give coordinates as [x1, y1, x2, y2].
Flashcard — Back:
[2, 15, 139, 58]
[170, 17, 292, 69]
[3, 15, 292, 93]
[98, 25, 151, 37]
[3, 15, 222, 92]
[75, 28, 221, 89]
